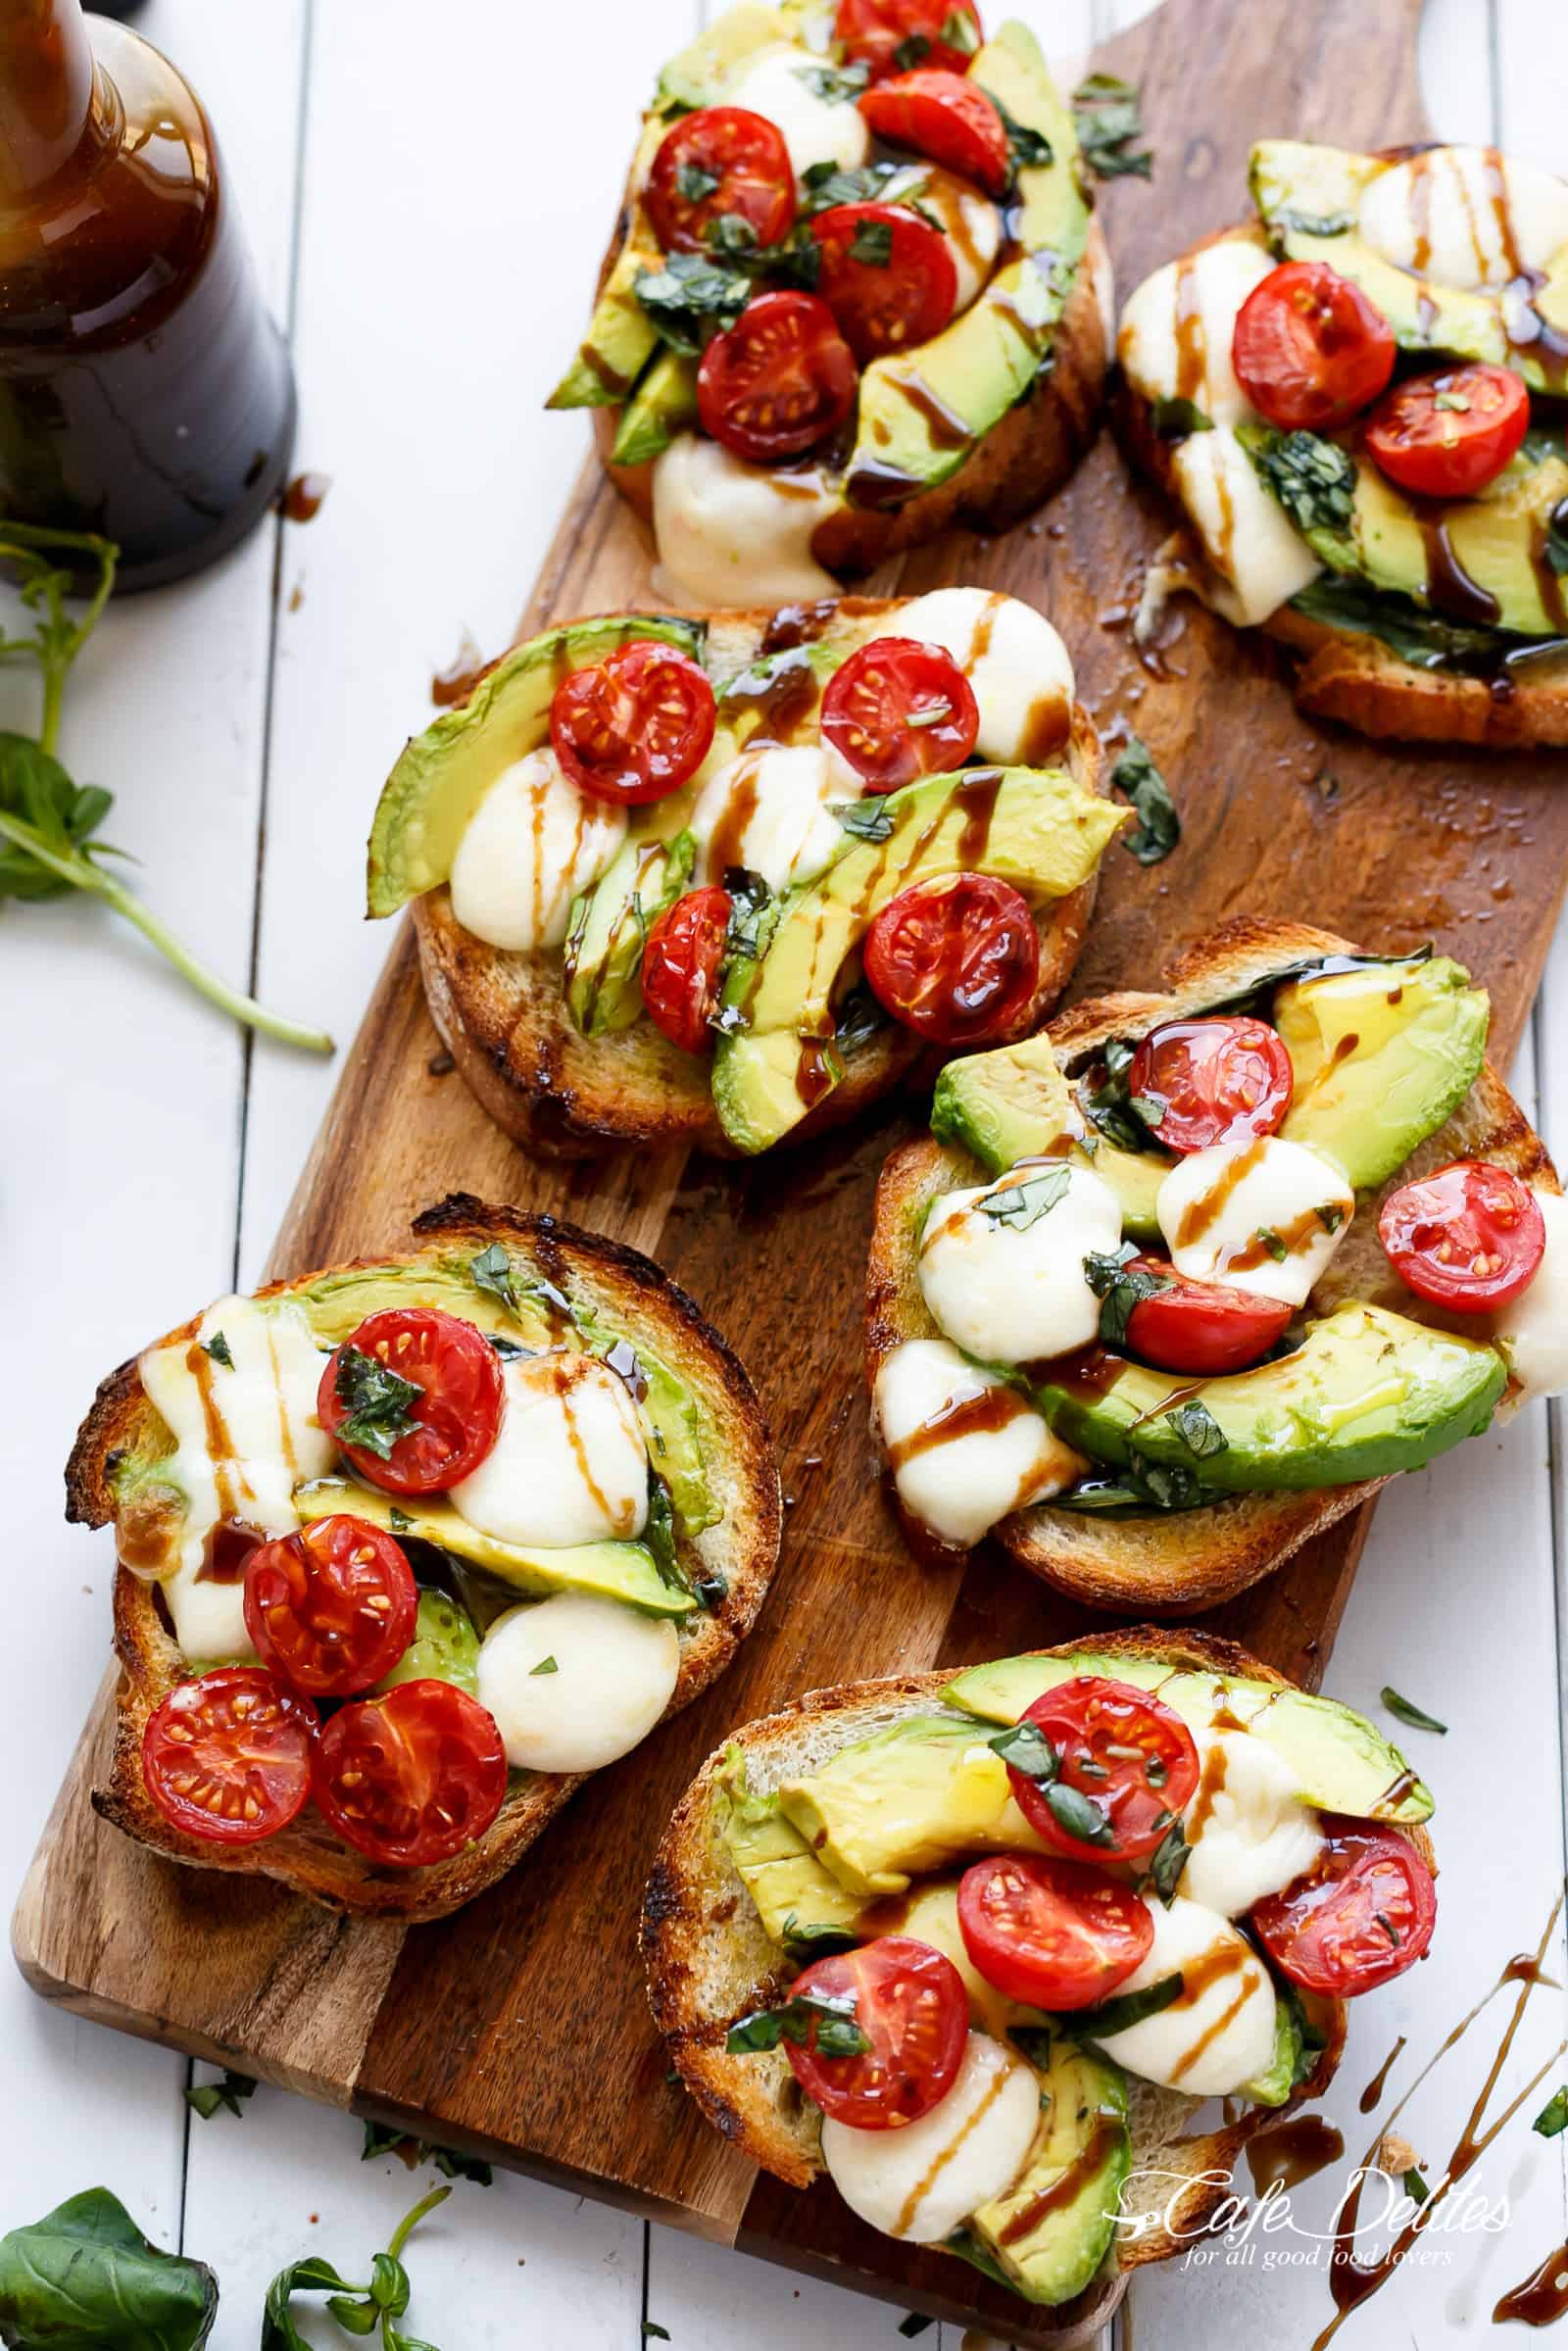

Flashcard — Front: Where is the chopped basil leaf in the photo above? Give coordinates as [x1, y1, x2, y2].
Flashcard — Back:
[893, 32, 931, 69]
[388, 1506, 412, 1534]
[1084, 1244, 1168, 1348]
[201, 1331, 233, 1370]
[1315, 1203, 1346, 1234]
[675, 161, 720, 203]
[1254, 1226, 1290, 1263]
[361, 2121, 495, 2183]
[726, 1988, 871, 2059]
[1071, 73, 1152, 181]
[1533, 2084, 1568, 2138]
[707, 210, 760, 260]
[1166, 1398, 1228, 1458]
[1071, 1971, 1184, 2039]
[470, 1240, 519, 1314]
[1150, 396, 1214, 440]
[795, 60, 869, 102]
[1147, 1818, 1192, 1905]
[634, 252, 752, 354]
[1241, 425, 1357, 538]
[1288, 570, 1533, 674]
[644, 1475, 689, 1595]
[1546, 504, 1568, 579]
[185, 2067, 255, 2122]
[832, 798, 896, 841]
[332, 1346, 422, 1461]
[1146, 1754, 1167, 1788]
[898, 2319, 935, 2342]
[1045, 1781, 1114, 1846]
[1124, 1447, 1209, 1509]
[988, 1719, 1059, 1784]
[981, 1166, 1072, 1230]
[1380, 1686, 1447, 1736]
[1110, 736, 1181, 865]
[780, 1913, 860, 1958]
[1403, 2166, 1429, 2203]
[983, 87, 1053, 188]
[1081, 1043, 1165, 1153]
[695, 1569, 729, 1612]
[849, 218, 895, 267]
[644, 2327, 671, 2343]
[529, 1656, 559, 1678]
[1274, 205, 1353, 237]
[801, 158, 911, 215]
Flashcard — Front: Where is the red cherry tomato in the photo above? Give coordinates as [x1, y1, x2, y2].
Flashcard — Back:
[644, 106, 796, 255]
[863, 872, 1039, 1046]
[1005, 1679, 1200, 1864]
[820, 636, 979, 790]
[958, 1854, 1154, 2012]
[784, 1937, 967, 2130]
[1122, 1257, 1295, 1375]
[835, 0, 984, 78]
[551, 641, 716, 808]
[1365, 362, 1531, 500]
[313, 1679, 508, 1869]
[1251, 1819, 1437, 1996]
[243, 1515, 418, 1697]
[1127, 1015, 1295, 1154]
[1231, 262, 1396, 433]
[1378, 1158, 1546, 1312]
[697, 290, 858, 464]
[641, 884, 732, 1053]
[318, 1307, 505, 1497]
[809, 202, 959, 363]
[142, 1666, 317, 1847]
[858, 69, 1011, 200]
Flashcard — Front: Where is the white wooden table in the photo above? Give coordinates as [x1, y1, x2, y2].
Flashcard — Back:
[4, 2, 1566, 2344]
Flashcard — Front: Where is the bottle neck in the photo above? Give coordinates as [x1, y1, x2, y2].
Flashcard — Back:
[0, 0, 99, 201]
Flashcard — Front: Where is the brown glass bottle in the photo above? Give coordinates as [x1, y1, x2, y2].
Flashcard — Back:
[0, 0, 296, 588]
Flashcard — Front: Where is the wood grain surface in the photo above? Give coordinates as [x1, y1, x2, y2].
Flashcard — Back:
[16, 0, 1567, 2338]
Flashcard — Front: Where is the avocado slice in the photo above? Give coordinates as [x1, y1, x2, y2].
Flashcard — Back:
[1250, 139, 1568, 393]
[374, 1588, 480, 1696]
[718, 1751, 866, 1946]
[652, 2, 793, 113]
[1239, 1982, 1325, 2108]
[1275, 955, 1489, 1188]
[367, 614, 704, 916]
[776, 1715, 1051, 1896]
[849, 24, 1089, 502]
[548, 234, 665, 413]
[564, 831, 696, 1036]
[297, 1477, 696, 1618]
[710, 766, 1127, 1153]
[942, 1648, 1434, 1824]
[930, 1033, 1172, 1242]
[965, 2037, 1130, 2307]
[610, 350, 701, 467]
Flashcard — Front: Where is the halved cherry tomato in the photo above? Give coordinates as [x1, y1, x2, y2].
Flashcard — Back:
[1127, 1015, 1295, 1154]
[313, 1678, 508, 1869]
[809, 202, 959, 363]
[858, 69, 1011, 200]
[318, 1307, 505, 1497]
[958, 1854, 1154, 2011]
[1005, 1678, 1200, 1864]
[1232, 262, 1396, 433]
[645, 106, 796, 255]
[1365, 362, 1531, 500]
[1251, 1819, 1437, 1996]
[784, 1937, 967, 2129]
[142, 1666, 317, 1847]
[1378, 1158, 1545, 1312]
[835, 0, 983, 79]
[697, 290, 858, 464]
[243, 1515, 418, 1698]
[641, 884, 732, 1053]
[863, 872, 1039, 1046]
[552, 641, 716, 808]
[1122, 1256, 1295, 1375]
[820, 636, 979, 789]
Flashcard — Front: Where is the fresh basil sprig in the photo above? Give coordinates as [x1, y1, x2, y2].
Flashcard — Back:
[263, 2185, 449, 2351]
[333, 1347, 424, 1461]
[0, 2188, 218, 2349]
[726, 1988, 871, 2060]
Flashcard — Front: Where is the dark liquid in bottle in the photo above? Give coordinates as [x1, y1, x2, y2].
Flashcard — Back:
[0, 2, 296, 588]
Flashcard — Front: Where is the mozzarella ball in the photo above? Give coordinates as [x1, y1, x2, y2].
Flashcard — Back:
[886, 164, 1002, 313]
[1157, 1135, 1354, 1307]
[1116, 239, 1276, 428]
[450, 1351, 649, 1548]
[449, 748, 625, 953]
[690, 744, 842, 892]
[821, 2033, 1040, 2243]
[869, 587, 1076, 766]
[1090, 1896, 1278, 2096]
[653, 435, 840, 612]
[874, 1338, 1085, 1548]
[1170, 428, 1324, 625]
[1360, 147, 1568, 292]
[919, 1163, 1123, 1366]
[1179, 1733, 1326, 1917]
[1492, 1188, 1568, 1401]
[476, 1592, 679, 1772]
[726, 44, 870, 182]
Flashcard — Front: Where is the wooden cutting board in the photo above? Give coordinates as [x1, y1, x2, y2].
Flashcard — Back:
[16, 0, 1568, 2338]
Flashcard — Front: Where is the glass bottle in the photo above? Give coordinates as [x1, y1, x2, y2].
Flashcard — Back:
[0, 0, 296, 589]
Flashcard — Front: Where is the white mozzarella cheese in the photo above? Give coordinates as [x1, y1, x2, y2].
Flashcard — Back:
[1157, 1134, 1354, 1307]
[653, 434, 840, 612]
[726, 44, 871, 183]
[918, 1163, 1122, 1366]
[476, 1591, 679, 1772]
[881, 165, 1002, 314]
[138, 1296, 335, 1660]
[821, 2033, 1040, 2243]
[873, 1338, 1086, 1548]
[1170, 426, 1325, 627]
[1491, 1188, 1568, 1401]
[450, 1351, 649, 1548]
[1179, 1731, 1326, 1918]
[449, 747, 626, 954]
[1116, 238, 1276, 428]
[868, 587, 1077, 765]
[1359, 147, 1568, 293]
[690, 743, 843, 892]
[1091, 1895, 1278, 2096]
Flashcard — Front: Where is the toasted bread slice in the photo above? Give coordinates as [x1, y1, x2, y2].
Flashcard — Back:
[414, 599, 1106, 1160]
[1114, 225, 1568, 751]
[645, 1627, 1424, 2321]
[65, 1195, 781, 1923]
[865, 917, 1559, 1612]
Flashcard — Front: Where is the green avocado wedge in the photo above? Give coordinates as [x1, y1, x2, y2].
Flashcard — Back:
[1275, 955, 1489, 1188]
[930, 1031, 1172, 1241]
[964, 2038, 1130, 2306]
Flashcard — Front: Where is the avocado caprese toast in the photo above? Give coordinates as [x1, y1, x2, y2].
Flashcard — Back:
[865, 918, 1565, 1610]
[1116, 141, 1568, 747]
[368, 593, 1123, 1158]
[65, 1197, 780, 1921]
[646, 1629, 1437, 2317]
[549, 0, 1111, 607]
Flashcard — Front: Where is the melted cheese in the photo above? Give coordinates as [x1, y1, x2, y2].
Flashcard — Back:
[1491, 1187, 1568, 1401]
[869, 588, 1076, 765]
[873, 1338, 1086, 1549]
[1156, 1134, 1354, 1307]
[137, 1296, 335, 1660]
[1090, 1895, 1277, 2096]
[449, 747, 626, 953]
[652, 434, 840, 611]
[1179, 1731, 1326, 1917]
[888, 164, 1002, 315]
[725, 44, 871, 183]
[476, 1591, 679, 1772]
[450, 1351, 648, 1548]
[820, 2032, 1040, 2243]
[689, 743, 842, 892]
[918, 1163, 1122, 1366]
[1359, 147, 1568, 293]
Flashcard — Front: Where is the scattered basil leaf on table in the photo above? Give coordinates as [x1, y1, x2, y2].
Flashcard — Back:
[1533, 2084, 1568, 2138]
[1110, 736, 1181, 864]
[184, 2067, 255, 2122]
[0, 2186, 218, 2350]
[361, 2122, 494, 2185]
[1071, 73, 1152, 180]
[1380, 1687, 1447, 1736]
